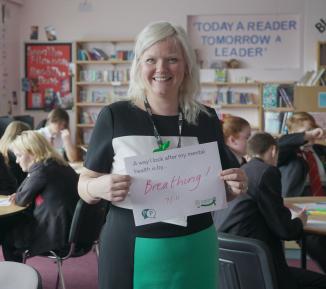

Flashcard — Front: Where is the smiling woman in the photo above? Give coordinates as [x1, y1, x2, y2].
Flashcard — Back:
[78, 21, 248, 289]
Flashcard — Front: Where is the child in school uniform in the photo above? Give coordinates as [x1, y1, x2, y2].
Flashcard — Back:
[278, 111, 326, 197]
[278, 111, 326, 273]
[222, 115, 251, 166]
[216, 132, 326, 289]
[213, 116, 251, 227]
[0, 121, 30, 186]
[1, 131, 78, 262]
[0, 153, 17, 195]
[37, 108, 78, 162]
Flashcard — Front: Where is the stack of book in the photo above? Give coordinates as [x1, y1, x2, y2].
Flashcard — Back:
[297, 68, 326, 86]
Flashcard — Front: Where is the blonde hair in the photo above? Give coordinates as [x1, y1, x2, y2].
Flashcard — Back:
[10, 131, 68, 166]
[0, 121, 30, 164]
[286, 112, 318, 133]
[128, 21, 207, 124]
[222, 116, 250, 141]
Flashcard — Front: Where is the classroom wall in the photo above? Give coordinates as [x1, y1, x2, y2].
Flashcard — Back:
[0, 0, 21, 116]
[2, 0, 326, 126]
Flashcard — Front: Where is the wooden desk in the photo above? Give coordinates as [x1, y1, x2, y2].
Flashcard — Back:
[284, 196, 326, 269]
[0, 195, 26, 217]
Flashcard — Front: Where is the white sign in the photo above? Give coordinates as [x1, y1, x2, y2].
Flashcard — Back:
[187, 14, 301, 69]
[124, 142, 227, 226]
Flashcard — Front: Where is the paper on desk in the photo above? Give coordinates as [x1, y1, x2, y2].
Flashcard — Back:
[0, 197, 11, 206]
[294, 203, 326, 210]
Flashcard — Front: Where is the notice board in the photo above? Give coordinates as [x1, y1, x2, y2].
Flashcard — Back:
[24, 42, 73, 110]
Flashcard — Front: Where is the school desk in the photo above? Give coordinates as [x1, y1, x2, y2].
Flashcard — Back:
[284, 196, 326, 269]
[0, 195, 26, 217]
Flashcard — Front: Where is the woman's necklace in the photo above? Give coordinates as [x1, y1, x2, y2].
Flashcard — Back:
[144, 98, 183, 152]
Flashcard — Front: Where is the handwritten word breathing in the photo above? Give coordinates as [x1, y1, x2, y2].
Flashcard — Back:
[144, 174, 202, 195]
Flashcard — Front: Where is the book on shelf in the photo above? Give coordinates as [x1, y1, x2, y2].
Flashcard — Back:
[311, 68, 326, 85]
[91, 48, 109, 60]
[306, 70, 318, 86]
[91, 90, 109, 103]
[82, 130, 92, 145]
[114, 50, 134, 61]
[278, 87, 294, 108]
[263, 84, 278, 108]
[81, 111, 99, 124]
[215, 69, 227, 82]
[297, 70, 314, 86]
[264, 111, 293, 135]
[79, 89, 110, 103]
[263, 83, 294, 108]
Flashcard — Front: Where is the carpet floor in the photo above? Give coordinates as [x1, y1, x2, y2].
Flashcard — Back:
[0, 246, 323, 289]
[0, 247, 98, 289]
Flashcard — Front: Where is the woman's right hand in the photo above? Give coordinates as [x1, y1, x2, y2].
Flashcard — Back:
[94, 174, 131, 202]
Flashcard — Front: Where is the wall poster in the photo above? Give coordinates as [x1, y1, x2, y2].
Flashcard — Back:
[25, 42, 73, 110]
[187, 14, 301, 69]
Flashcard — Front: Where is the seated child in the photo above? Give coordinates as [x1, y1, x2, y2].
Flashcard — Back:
[278, 111, 326, 273]
[215, 132, 326, 289]
[222, 115, 251, 166]
[278, 111, 325, 198]
[37, 108, 78, 162]
[0, 121, 30, 185]
[2, 131, 78, 262]
[0, 153, 17, 195]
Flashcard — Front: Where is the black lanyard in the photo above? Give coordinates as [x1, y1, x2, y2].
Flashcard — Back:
[144, 98, 183, 152]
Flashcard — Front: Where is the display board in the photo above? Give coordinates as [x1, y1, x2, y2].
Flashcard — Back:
[24, 42, 72, 110]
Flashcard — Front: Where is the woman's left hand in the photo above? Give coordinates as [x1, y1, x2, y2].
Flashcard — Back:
[220, 168, 248, 201]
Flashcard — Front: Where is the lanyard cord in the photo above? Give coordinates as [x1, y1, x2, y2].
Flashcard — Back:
[144, 98, 183, 149]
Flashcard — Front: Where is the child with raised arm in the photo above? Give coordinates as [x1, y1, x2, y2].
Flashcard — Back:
[278, 111, 326, 273]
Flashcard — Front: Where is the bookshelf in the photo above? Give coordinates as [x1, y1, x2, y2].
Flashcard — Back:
[74, 39, 134, 157]
[199, 81, 263, 130]
[262, 82, 295, 135]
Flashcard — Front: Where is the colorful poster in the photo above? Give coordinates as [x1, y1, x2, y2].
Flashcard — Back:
[187, 14, 301, 69]
[125, 142, 227, 226]
[25, 43, 72, 110]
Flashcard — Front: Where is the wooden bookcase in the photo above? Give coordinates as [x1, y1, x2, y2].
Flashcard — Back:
[74, 39, 134, 158]
[200, 81, 263, 130]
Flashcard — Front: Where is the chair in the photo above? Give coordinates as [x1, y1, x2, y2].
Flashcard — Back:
[218, 232, 279, 289]
[0, 261, 43, 289]
[35, 118, 47, 130]
[13, 115, 35, 129]
[0, 116, 13, 138]
[23, 199, 109, 289]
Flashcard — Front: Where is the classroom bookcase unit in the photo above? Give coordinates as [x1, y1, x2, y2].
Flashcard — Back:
[200, 81, 263, 131]
[74, 39, 134, 157]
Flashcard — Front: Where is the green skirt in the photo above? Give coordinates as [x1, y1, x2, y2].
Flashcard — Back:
[133, 225, 218, 289]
